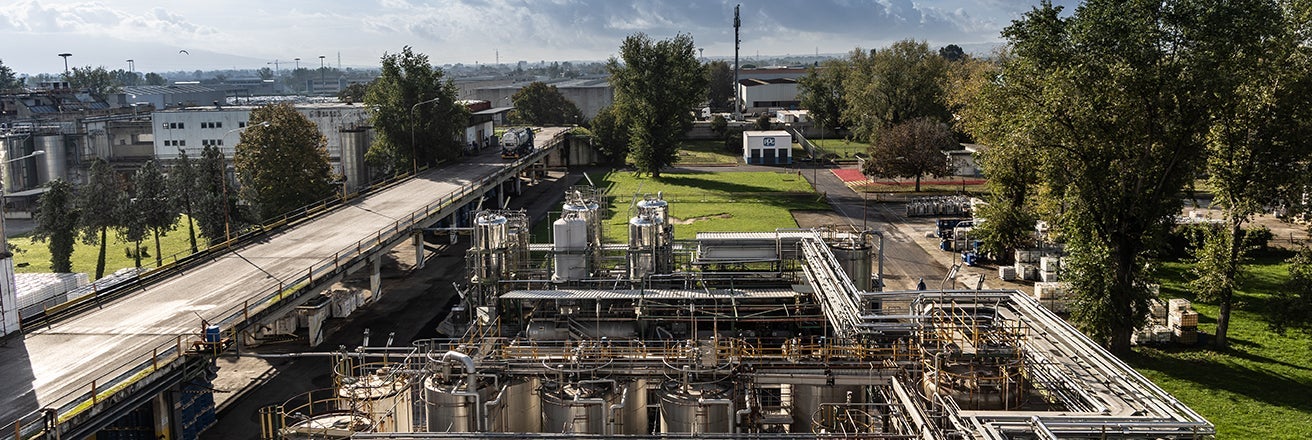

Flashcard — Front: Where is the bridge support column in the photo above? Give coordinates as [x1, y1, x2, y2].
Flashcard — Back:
[414, 232, 425, 270]
[370, 255, 382, 298]
[154, 392, 173, 440]
[497, 183, 505, 209]
[515, 174, 523, 195]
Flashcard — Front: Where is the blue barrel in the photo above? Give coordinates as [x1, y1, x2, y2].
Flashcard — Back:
[939, 240, 951, 251]
[204, 325, 221, 343]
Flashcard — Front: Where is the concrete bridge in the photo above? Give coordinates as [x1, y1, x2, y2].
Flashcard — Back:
[0, 127, 573, 439]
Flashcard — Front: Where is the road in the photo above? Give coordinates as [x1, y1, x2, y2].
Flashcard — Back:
[0, 128, 568, 429]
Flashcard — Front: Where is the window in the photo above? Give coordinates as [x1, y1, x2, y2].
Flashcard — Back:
[239, 121, 247, 128]
[201, 139, 225, 147]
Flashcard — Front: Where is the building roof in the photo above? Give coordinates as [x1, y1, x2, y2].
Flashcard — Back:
[738, 78, 797, 86]
[124, 85, 223, 96]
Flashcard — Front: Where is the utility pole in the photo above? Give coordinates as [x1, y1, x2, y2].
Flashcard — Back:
[733, 5, 742, 121]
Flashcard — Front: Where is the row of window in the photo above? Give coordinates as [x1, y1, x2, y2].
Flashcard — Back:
[200, 121, 224, 129]
[164, 140, 186, 147]
[163, 121, 248, 129]
[201, 139, 224, 146]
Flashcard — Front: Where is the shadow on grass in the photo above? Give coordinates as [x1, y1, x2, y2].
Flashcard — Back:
[1128, 347, 1312, 412]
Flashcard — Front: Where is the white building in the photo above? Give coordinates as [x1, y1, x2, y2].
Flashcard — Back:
[742, 130, 793, 165]
[152, 103, 374, 191]
[737, 78, 799, 115]
[947, 144, 985, 177]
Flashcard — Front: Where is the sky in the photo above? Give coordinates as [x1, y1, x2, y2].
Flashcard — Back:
[0, 0, 1081, 75]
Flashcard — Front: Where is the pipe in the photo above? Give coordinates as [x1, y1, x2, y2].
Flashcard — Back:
[735, 389, 754, 433]
[482, 383, 509, 432]
[441, 350, 476, 377]
[698, 398, 735, 433]
[446, 385, 483, 432]
[608, 384, 629, 436]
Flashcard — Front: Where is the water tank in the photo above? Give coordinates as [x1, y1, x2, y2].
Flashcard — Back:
[337, 368, 413, 433]
[658, 380, 732, 434]
[492, 377, 542, 432]
[791, 384, 865, 434]
[539, 380, 611, 434]
[424, 376, 488, 433]
[829, 237, 872, 291]
[552, 217, 589, 282]
[35, 134, 65, 185]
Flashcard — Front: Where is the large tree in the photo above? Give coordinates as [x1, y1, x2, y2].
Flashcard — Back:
[844, 40, 950, 143]
[587, 105, 629, 162]
[0, 59, 19, 91]
[797, 59, 848, 137]
[194, 145, 235, 244]
[144, 72, 166, 86]
[66, 66, 121, 96]
[1186, 0, 1312, 348]
[861, 118, 952, 192]
[364, 46, 468, 174]
[77, 160, 121, 279]
[705, 60, 735, 111]
[31, 180, 80, 273]
[169, 149, 200, 253]
[510, 82, 584, 126]
[133, 161, 176, 267]
[966, 0, 1218, 354]
[234, 103, 335, 222]
[606, 33, 707, 178]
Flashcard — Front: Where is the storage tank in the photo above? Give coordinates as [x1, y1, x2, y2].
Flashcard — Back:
[473, 212, 509, 283]
[658, 380, 732, 434]
[424, 376, 490, 433]
[552, 217, 588, 282]
[791, 384, 865, 434]
[492, 377, 542, 432]
[829, 236, 872, 291]
[628, 215, 657, 280]
[337, 367, 413, 433]
[539, 380, 611, 434]
[614, 379, 649, 435]
[562, 198, 603, 248]
[339, 128, 370, 192]
[35, 134, 65, 185]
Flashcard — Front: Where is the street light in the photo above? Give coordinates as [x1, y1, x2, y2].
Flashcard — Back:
[1, 150, 46, 337]
[57, 53, 72, 77]
[410, 96, 444, 176]
[219, 121, 271, 242]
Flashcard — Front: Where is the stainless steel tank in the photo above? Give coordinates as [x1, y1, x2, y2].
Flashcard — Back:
[338, 128, 369, 193]
[337, 369, 413, 433]
[830, 236, 873, 291]
[658, 380, 732, 434]
[493, 377, 542, 432]
[614, 379, 649, 435]
[35, 134, 65, 185]
[791, 384, 865, 434]
[423, 376, 488, 433]
[540, 380, 611, 434]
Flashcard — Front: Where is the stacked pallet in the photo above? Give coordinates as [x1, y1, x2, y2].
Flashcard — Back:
[1040, 257, 1061, 282]
[1014, 250, 1039, 281]
[15, 272, 90, 317]
[1032, 282, 1071, 313]
[998, 265, 1017, 281]
[1168, 298, 1199, 345]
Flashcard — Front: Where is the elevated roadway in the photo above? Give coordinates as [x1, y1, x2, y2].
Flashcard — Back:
[0, 127, 570, 438]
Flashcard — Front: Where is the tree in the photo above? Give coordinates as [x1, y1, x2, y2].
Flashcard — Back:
[1186, 0, 1312, 348]
[844, 40, 950, 143]
[606, 33, 707, 178]
[194, 145, 235, 244]
[66, 66, 121, 96]
[1271, 244, 1312, 337]
[338, 82, 369, 103]
[77, 160, 121, 279]
[364, 46, 468, 173]
[861, 118, 952, 192]
[587, 105, 629, 162]
[133, 161, 176, 267]
[797, 59, 848, 136]
[0, 59, 19, 91]
[257, 67, 274, 80]
[509, 81, 584, 126]
[111, 69, 140, 87]
[753, 114, 772, 131]
[169, 150, 200, 253]
[234, 103, 335, 222]
[144, 72, 166, 86]
[962, 0, 1217, 354]
[710, 114, 728, 138]
[705, 60, 735, 111]
[116, 187, 148, 268]
[31, 180, 79, 272]
[939, 44, 966, 61]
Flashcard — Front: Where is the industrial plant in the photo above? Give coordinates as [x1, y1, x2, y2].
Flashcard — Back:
[255, 186, 1214, 439]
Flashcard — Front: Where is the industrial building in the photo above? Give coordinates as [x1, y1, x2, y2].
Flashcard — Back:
[737, 78, 800, 115]
[742, 130, 794, 165]
[472, 77, 613, 120]
[254, 187, 1214, 439]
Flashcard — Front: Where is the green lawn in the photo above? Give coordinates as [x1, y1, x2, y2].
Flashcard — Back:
[1130, 252, 1312, 439]
[10, 217, 203, 278]
[810, 138, 869, 159]
[675, 140, 741, 166]
[595, 170, 825, 242]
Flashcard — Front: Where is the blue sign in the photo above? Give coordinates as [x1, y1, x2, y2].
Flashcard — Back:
[763, 137, 776, 147]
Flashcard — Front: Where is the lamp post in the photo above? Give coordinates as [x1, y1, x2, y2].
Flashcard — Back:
[58, 53, 72, 78]
[318, 55, 326, 88]
[220, 121, 271, 242]
[1, 150, 47, 337]
[410, 96, 444, 176]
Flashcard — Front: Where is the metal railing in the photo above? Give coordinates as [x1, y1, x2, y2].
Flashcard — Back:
[4, 133, 569, 439]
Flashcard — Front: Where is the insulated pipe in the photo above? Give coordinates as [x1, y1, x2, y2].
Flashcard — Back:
[735, 389, 754, 433]
[447, 385, 483, 432]
[441, 350, 476, 377]
[482, 383, 509, 432]
[608, 384, 629, 436]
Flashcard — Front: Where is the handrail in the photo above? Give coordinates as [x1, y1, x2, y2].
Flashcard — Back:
[5, 132, 569, 439]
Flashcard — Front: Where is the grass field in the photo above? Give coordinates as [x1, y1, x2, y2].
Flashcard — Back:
[1130, 252, 1312, 439]
[10, 217, 203, 277]
[811, 138, 869, 158]
[675, 140, 741, 166]
[591, 170, 826, 242]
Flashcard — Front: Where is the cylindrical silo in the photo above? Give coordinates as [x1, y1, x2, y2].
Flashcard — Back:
[473, 212, 509, 283]
[339, 128, 370, 193]
[552, 217, 588, 282]
[35, 134, 65, 185]
[658, 380, 733, 434]
[539, 380, 613, 435]
[424, 376, 489, 433]
[337, 367, 414, 433]
[829, 236, 872, 291]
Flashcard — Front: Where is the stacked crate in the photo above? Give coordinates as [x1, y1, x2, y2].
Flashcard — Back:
[1032, 282, 1071, 313]
[1040, 257, 1061, 282]
[1168, 298, 1199, 345]
[1014, 250, 1039, 281]
[998, 265, 1017, 281]
[1132, 298, 1173, 345]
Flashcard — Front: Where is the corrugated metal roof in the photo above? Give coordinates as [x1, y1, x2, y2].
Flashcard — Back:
[124, 85, 223, 95]
[696, 231, 816, 240]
